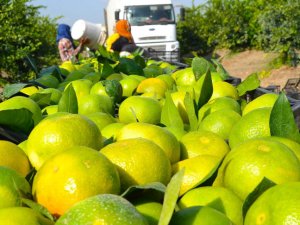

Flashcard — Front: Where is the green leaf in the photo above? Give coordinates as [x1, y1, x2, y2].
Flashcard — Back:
[57, 83, 78, 113]
[270, 92, 300, 143]
[195, 69, 213, 110]
[24, 54, 38, 76]
[102, 79, 123, 104]
[184, 92, 198, 131]
[101, 61, 115, 79]
[161, 92, 184, 131]
[117, 58, 144, 75]
[211, 58, 230, 80]
[39, 65, 63, 82]
[29, 93, 52, 108]
[3, 83, 28, 99]
[0, 109, 34, 134]
[236, 73, 260, 96]
[192, 57, 215, 80]
[22, 198, 55, 221]
[242, 177, 276, 218]
[158, 169, 185, 225]
[134, 54, 146, 68]
[121, 182, 166, 201]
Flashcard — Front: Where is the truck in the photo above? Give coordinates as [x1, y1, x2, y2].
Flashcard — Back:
[104, 0, 180, 62]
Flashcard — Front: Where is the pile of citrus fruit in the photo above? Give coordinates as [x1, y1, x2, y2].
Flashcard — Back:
[1, 50, 300, 225]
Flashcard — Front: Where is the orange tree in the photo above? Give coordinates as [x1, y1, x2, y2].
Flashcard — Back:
[177, 0, 300, 65]
[0, 0, 59, 83]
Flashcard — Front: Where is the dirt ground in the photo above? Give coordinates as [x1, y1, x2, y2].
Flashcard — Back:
[216, 49, 300, 90]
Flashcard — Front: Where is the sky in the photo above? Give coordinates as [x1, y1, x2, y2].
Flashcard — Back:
[30, 0, 207, 26]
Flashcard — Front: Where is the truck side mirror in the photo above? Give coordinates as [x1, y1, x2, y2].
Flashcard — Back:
[114, 10, 120, 21]
[180, 7, 185, 21]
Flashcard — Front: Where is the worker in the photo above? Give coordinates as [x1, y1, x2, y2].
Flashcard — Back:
[56, 24, 88, 62]
[106, 19, 135, 52]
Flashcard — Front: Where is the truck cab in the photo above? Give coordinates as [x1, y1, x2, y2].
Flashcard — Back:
[105, 0, 180, 62]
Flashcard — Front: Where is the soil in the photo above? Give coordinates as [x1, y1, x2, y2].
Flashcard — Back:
[216, 49, 300, 90]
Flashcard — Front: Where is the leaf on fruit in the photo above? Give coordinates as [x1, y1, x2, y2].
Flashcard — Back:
[29, 93, 52, 108]
[57, 83, 78, 113]
[211, 58, 230, 80]
[195, 69, 213, 110]
[39, 65, 63, 82]
[116, 58, 144, 75]
[158, 169, 185, 225]
[101, 61, 115, 79]
[22, 198, 55, 221]
[270, 92, 300, 143]
[192, 57, 208, 80]
[236, 73, 260, 96]
[161, 92, 184, 131]
[242, 177, 276, 218]
[121, 182, 166, 201]
[0, 108, 34, 134]
[102, 79, 123, 104]
[184, 92, 198, 131]
[3, 83, 28, 98]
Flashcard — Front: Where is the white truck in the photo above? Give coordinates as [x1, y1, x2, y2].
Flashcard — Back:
[104, 0, 180, 62]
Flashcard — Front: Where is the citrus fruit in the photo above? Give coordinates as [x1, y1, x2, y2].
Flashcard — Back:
[78, 94, 114, 115]
[242, 93, 279, 116]
[20, 85, 42, 96]
[119, 76, 140, 97]
[156, 74, 175, 89]
[26, 113, 102, 170]
[118, 96, 162, 124]
[55, 194, 148, 225]
[136, 77, 169, 99]
[178, 186, 243, 225]
[101, 138, 171, 192]
[84, 111, 117, 131]
[213, 138, 300, 200]
[106, 73, 126, 81]
[35, 75, 60, 88]
[0, 96, 42, 125]
[228, 107, 272, 148]
[116, 122, 180, 163]
[172, 154, 222, 196]
[66, 79, 93, 102]
[198, 96, 241, 121]
[0, 166, 31, 209]
[198, 109, 241, 140]
[41, 105, 58, 115]
[169, 206, 233, 225]
[0, 140, 31, 177]
[0, 207, 54, 225]
[59, 60, 76, 73]
[90, 81, 109, 97]
[180, 130, 230, 160]
[101, 122, 126, 140]
[209, 81, 239, 101]
[266, 136, 300, 161]
[171, 67, 195, 86]
[32, 146, 120, 216]
[131, 198, 163, 225]
[244, 182, 300, 225]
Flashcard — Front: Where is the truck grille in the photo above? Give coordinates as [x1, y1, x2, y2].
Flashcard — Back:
[139, 36, 167, 41]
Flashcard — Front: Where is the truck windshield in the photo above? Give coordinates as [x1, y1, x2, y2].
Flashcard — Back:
[125, 4, 175, 26]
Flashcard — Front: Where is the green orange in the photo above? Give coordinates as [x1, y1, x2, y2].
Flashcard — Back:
[32, 146, 120, 216]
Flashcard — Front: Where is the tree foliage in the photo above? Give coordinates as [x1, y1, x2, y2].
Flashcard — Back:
[177, 0, 300, 64]
[0, 0, 59, 82]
